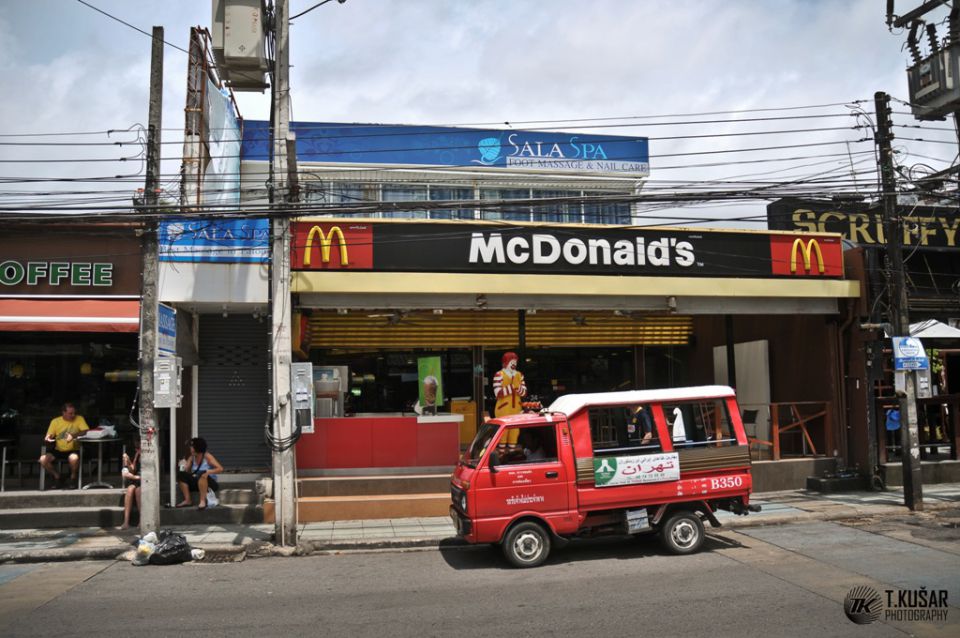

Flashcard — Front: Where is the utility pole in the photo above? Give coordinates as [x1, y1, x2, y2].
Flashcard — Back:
[138, 26, 164, 532]
[269, 0, 298, 546]
[874, 91, 924, 511]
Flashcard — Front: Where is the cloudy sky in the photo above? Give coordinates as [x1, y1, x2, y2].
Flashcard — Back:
[0, 0, 956, 224]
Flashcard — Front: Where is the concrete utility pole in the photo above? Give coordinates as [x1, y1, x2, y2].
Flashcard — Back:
[269, 0, 298, 546]
[874, 91, 924, 511]
[181, 28, 204, 210]
[138, 26, 165, 532]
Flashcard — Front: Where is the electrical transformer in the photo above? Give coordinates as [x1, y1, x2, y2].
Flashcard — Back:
[906, 42, 960, 120]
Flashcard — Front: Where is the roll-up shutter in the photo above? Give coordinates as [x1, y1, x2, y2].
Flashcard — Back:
[198, 315, 270, 469]
[526, 312, 692, 346]
[307, 310, 691, 348]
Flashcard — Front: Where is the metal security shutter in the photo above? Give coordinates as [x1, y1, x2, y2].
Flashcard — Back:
[198, 315, 270, 470]
[307, 310, 692, 348]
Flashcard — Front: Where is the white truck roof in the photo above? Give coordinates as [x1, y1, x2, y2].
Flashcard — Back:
[547, 385, 736, 417]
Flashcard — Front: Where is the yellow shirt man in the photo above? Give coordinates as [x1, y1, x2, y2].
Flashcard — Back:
[46, 409, 89, 453]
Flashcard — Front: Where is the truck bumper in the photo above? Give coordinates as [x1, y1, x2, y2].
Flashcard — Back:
[449, 505, 473, 539]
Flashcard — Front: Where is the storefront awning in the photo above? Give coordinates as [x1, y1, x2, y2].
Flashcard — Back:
[0, 299, 140, 333]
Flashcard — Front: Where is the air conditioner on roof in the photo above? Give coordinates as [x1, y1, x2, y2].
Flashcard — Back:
[211, 0, 269, 92]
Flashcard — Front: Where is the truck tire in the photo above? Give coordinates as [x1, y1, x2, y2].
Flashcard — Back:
[659, 511, 704, 555]
[502, 521, 551, 568]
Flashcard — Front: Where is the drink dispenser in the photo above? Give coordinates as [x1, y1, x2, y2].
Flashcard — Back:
[291, 362, 315, 433]
[314, 365, 348, 417]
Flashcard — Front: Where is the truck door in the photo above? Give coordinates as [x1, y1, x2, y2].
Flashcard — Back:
[475, 423, 570, 524]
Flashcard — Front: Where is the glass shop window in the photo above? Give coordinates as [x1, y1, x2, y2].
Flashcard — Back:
[531, 189, 582, 223]
[479, 188, 531, 222]
[587, 405, 662, 456]
[429, 186, 475, 219]
[662, 399, 738, 448]
[382, 184, 428, 218]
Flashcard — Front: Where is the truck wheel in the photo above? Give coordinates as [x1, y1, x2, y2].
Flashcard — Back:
[502, 521, 551, 568]
[659, 511, 704, 555]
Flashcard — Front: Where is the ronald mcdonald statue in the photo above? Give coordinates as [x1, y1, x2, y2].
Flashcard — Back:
[493, 351, 527, 453]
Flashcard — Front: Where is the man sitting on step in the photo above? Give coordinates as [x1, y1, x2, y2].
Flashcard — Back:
[39, 402, 89, 489]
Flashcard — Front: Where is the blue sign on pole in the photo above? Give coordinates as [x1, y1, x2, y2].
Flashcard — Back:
[241, 121, 650, 176]
[891, 336, 929, 371]
[158, 304, 177, 357]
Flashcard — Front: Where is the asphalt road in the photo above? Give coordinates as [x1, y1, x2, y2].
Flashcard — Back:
[1, 513, 958, 638]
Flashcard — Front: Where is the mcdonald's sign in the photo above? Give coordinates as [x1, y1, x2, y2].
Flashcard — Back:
[769, 235, 842, 277]
[790, 238, 824, 274]
[304, 225, 348, 266]
[291, 223, 373, 270]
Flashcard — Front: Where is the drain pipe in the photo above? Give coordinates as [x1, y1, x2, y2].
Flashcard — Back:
[836, 299, 856, 468]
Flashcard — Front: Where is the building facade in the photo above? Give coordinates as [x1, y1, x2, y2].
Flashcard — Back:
[237, 123, 861, 490]
[768, 198, 960, 484]
[0, 223, 142, 480]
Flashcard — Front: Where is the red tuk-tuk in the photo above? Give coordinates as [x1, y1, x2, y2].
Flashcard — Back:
[450, 385, 759, 567]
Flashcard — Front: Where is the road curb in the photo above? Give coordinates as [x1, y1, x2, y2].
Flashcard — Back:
[0, 541, 250, 566]
[296, 537, 467, 555]
[0, 544, 129, 564]
[720, 500, 958, 529]
[193, 543, 248, 563]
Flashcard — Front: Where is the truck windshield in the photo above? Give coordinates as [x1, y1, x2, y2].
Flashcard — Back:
[463, 423, 499, 468]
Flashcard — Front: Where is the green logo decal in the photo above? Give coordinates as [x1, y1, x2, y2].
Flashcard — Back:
[593, 457, 618, 486]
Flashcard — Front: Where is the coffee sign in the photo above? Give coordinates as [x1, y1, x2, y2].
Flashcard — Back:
[0, 232, 141, 296]
[0, 261, 114, 287]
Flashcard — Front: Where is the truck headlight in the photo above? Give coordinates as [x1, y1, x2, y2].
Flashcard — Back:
[459, 492, 467, 512]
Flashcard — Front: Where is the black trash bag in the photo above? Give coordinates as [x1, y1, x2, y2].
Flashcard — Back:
[148, 530, 194, 565]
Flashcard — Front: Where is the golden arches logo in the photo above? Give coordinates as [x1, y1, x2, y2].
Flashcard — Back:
[789, 238, 825, 274]
[303, 226, 349, 266]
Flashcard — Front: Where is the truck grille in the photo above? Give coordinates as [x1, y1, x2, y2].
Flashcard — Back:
[451, 486, 464, 511]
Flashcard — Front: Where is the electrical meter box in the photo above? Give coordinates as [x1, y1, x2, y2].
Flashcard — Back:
[291, 362, 315, 434]
[154, 356, 183, 409]
[916, 368, 934, 399]
[907, 42, 960, 120]
[894, 369, 934, 399]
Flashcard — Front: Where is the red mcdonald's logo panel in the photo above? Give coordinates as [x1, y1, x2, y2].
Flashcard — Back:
[291, 222, 374, 270]
[769, 235, 843, 277]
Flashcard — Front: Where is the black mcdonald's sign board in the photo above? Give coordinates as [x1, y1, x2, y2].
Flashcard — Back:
[290, 221, 845, 279]
[767, 198, 960, 251]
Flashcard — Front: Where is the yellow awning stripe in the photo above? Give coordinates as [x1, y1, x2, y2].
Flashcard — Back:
[292, 271, 861, 298]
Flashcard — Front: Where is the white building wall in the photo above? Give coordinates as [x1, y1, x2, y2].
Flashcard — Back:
[159, 262, 267, 309]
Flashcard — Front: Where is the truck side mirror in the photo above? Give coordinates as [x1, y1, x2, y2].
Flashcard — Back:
[488, 451, 500, 473]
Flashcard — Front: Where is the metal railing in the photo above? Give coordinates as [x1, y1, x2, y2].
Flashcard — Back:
[741, 401, 833, 461]
[877, 393, 960, 463]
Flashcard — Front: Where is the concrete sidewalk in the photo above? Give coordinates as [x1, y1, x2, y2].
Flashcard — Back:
[2, 483, 958, 565]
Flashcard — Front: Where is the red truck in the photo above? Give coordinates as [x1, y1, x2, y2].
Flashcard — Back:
[450, 385, 759, 567]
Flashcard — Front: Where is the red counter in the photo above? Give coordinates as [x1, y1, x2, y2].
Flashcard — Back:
[296, 414, 463, 470]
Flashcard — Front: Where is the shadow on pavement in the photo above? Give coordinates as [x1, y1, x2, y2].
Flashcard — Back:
[437, 531, 745, 570]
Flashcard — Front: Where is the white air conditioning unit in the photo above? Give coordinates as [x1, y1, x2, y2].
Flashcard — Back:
[211, 0, 269, 91]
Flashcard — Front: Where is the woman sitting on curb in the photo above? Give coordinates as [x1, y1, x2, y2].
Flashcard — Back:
[119, 439, 141, 530]
[175, 437, 223, 510]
